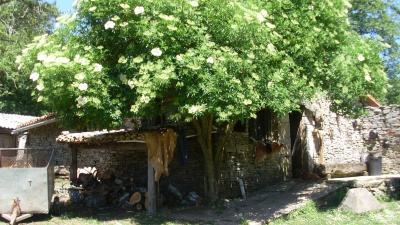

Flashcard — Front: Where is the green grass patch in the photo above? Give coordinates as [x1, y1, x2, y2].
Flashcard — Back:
[268, 196, 400, 225]
[0, 208, 206, 225]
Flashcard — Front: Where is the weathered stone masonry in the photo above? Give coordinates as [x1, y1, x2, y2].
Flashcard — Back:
[68, 114, 292, 198]
[298, 99, 400, 176]
[357, 105, 400, 174]
[26, 123, 71, 167]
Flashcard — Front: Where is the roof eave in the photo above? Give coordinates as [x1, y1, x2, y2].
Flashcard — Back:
[12, 118, 57, 135]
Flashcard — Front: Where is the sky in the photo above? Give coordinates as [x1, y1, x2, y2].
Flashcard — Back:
[46, 0, 74, 12]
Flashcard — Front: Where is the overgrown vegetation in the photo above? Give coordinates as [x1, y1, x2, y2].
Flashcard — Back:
[0, 0, 58, 115]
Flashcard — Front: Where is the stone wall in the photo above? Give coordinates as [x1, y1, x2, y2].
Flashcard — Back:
[357, 106, 400, 174]
[302, 100, 367, 168]
[72, 115, 292, 198]
[75, 140, 205, 196]
[219, 115, 292, 198]
[26, 123, 71, 167]
[299, 98, 400, 176]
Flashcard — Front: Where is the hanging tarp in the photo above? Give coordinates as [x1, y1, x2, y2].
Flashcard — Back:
[144, 129, 177, 181]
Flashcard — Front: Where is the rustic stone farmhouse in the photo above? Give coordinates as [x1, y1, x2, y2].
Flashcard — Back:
[55, 110, 292, 199]
[2, 99, 399, 201]
[52, 100, 399, 201]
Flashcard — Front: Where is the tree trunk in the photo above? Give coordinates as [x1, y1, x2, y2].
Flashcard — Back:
[204, 150, 217, 202]
[193, 115, 234, 202]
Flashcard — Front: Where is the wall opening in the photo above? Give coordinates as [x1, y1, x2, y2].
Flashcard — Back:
[289, 110, 303, 178]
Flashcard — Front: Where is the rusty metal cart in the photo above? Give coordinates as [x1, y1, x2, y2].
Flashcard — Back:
[0, 148, 54, 224]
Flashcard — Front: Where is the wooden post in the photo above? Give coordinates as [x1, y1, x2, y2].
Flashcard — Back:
[147, 155, 156, 215]
[14, 133, 27, 167]
[70, 145, 78, 185]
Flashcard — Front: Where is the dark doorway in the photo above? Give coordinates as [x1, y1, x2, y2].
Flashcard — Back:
[289, 111, 303, 178]
[248, 109, 273, 141]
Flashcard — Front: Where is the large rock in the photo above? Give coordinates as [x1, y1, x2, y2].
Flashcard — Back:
[339, 188, 384, 213]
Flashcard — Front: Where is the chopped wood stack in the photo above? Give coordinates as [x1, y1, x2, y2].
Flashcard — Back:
[56, 129, 144, 144]
[74, 168, 147, 210]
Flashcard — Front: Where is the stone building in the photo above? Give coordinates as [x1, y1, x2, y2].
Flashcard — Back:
[0, 113, 37, 167]
[56, 111, 292, 198]
[0, 113, 37, 148]
[357, 105, 400, 174]
[0, 111, 294, 198]
[0, 113, 69, 168]
[4, 97, 398, 199]
[294, 96, 400, 178]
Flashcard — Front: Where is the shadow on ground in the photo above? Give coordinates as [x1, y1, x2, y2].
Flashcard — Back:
[167, 179, 344, 225]
[314, 186, 347, 211]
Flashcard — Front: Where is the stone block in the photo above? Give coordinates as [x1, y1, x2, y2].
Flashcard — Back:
[324, 163, 367, 178]
[339, 188, 384, 213]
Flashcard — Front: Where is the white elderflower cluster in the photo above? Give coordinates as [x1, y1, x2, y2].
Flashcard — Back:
[134, 6, 145, 15]
[151, 48, 162, 57]
[76, 96, 89, 108]
[78, 83, 88, 91]
[104, 20, 116, 29]
[188, 104, 206, 114]
[30, 72, 40, 81]
[187, 0, 199, 7]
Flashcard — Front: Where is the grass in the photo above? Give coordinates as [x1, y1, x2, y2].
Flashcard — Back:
[0, 207, 205, 225]
[267, 193, 400, 225]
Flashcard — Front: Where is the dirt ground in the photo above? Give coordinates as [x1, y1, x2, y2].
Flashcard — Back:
[167, 180, 343, 224]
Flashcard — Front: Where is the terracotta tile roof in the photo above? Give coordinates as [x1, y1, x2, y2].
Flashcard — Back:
[362, 95, 381, 108]
[0, 113, 37, 129]
[15, 113, 56, 129]
[56, 129, 144, 145]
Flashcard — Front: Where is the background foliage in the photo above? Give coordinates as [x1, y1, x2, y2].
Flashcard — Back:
[349, 0, 400, 104]
[0, 0, 58, 115]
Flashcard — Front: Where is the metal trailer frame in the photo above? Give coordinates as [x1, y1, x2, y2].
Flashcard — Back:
[0, 148, 54, 224]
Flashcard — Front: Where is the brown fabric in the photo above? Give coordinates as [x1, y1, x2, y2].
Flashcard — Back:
[312, 129, 324, 164]
[255, 142, 268, 164]
[254, 141, 284, 164]
[144, 129, 177, 181]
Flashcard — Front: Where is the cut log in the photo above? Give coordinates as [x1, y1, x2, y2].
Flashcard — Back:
[129, 192, 142, 205]
[135, 203, 144, 211]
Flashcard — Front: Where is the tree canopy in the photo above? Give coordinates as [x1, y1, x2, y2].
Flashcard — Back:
[0, 0, 58, 115]
[17, 0, 390, 201]
[18, 0, 387, 128]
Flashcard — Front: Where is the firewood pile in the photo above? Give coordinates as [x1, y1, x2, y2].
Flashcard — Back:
[64, 167, 202, 209]
[69, 167, 148, 210]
